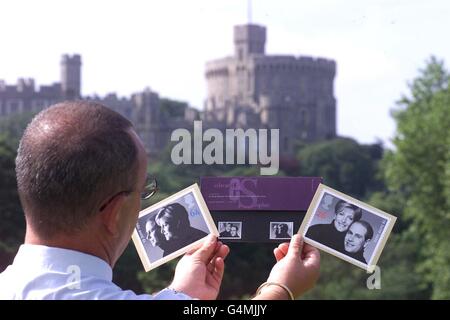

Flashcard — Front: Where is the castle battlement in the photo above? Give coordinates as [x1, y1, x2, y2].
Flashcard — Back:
[205, 57, 234, 74]
[17, 78, 35, 92]
[234, 24, 266, 40]
[61, 54, 81, 63]
[0, 79, 34, 93]
[253, 55, 335, 73]
[298, 56, 335, 68]
[37, 83, 61, 95]
[205, 23, 337, 154]
[0, 79, 61, 95]
[1, 22, 337, 159]
[206, 53, 335, 76]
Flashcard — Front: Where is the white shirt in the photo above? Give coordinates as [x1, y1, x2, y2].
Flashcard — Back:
[0, 244, 193, 300]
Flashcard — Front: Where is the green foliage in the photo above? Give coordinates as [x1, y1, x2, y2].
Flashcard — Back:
[368, 191, 409, 233]
[131, 146, 280, 298]
[304, 190, 430, 300]
[2, 63, 448, 299]
[0, 112, 35, 149]
[297, 138, 384, 198]
[138, 260, 177, 294]
[368, 233, 430, 299]
[137, 243, 279, 299]
[112, 242, 147, 293]
[0, 135, 25, 253]
[160, 98, 189, 118]
[218, 243, 276, 299]
[383, 56, 450, 299]
[0, 112, 36, 254]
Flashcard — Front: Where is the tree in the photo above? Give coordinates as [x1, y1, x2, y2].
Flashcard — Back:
[134, 146, 285, 299]
[302, 190, 430, 300]
[297, 138, 384, 199]
[302, 235, 430, 300]
[0, 114, 33, 271]
[0, 135, 25, 271]
[0, 113, 35, 253]
[383, 56, 450, 299]
[160, 98, 189, 119]
[0, 112, 35, 149]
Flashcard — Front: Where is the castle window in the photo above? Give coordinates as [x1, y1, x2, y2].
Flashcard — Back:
[238, 48, 243, 61]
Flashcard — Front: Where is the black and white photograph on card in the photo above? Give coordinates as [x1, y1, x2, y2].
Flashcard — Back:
[218, 221, 242, 239]
[132, 184, 219, 271]
[299, 184, 396, 271]
[269, 222, 294, 240]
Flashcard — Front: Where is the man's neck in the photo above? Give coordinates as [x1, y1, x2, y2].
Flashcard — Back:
[24, 227, 114, 267]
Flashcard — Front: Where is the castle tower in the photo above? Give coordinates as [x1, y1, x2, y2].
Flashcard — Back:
[205, 23, 337, 157]
[234, 24, 266, 60]
[61, 54, 81, 99]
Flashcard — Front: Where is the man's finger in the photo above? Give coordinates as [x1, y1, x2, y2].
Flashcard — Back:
[216, 243, 230, 260]
[207, 259, 215, 273]
[287, 234, 304, 258]
[273, 248, 284, 261]
[277, 242, 289, 256]
[191, 234, 217, 263]
[302, 243, 320, 267]
[186, 236, 211, 255]
[207, 257, 225, 287]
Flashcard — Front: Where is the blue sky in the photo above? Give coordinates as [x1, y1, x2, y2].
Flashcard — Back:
[1, 0, 449, 146]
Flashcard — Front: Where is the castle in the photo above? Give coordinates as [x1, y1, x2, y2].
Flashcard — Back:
[0, 23, 336, 158]
[0, 55, 198, 156]
[204, 24, 336, 155]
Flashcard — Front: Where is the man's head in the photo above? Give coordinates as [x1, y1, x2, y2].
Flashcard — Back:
[155, 203, 190, 241]
[344, 221, 374, 254]
[224, 223, 231, 232]
[145, 215, 165, 247]
[230, 225, 238, 237]
[16, 101, 148, 262]
[333, 200, 362, 232]
[278, 223, 288, 235]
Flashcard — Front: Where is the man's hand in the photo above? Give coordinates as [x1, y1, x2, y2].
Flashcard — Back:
[254, 234, 320, 300]
[170, 234, 230, 300]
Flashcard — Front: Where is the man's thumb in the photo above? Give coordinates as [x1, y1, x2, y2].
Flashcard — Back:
[192, 234, 217, 262]
[287, 234, 304, 258]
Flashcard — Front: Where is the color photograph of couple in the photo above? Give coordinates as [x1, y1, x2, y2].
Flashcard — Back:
[300, 184, 397, 271]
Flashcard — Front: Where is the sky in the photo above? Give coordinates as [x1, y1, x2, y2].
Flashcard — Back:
[1, 0, 449, 146]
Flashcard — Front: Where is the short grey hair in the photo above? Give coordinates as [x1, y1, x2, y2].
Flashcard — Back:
[16, 100, 138, 239]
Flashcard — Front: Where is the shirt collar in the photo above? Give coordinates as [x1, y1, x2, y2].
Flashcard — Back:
[13, 244, 113, 281]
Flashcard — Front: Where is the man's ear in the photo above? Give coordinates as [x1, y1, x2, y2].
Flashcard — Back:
[363, 239, 371, 249]
[99, 194, 128, 237]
